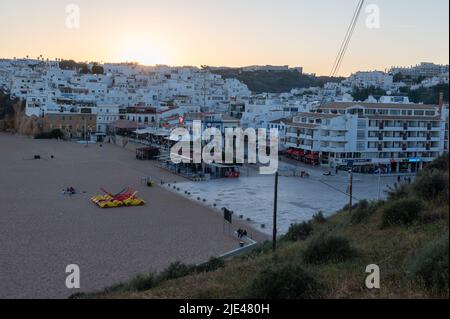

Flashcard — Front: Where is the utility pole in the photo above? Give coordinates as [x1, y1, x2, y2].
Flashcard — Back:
[273, 171, 279, 252]
[84, 116, 88, 147]
[377, 165, 382, 201]
[348, 169, 353, 214]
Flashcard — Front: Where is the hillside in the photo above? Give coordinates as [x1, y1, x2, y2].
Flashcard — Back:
[211, 68, 344, 94]
[76, 155, 449, 299]
[404, 84, 450, 105]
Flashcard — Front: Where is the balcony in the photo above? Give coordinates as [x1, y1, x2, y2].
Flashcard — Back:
[322, 135, 347, 142]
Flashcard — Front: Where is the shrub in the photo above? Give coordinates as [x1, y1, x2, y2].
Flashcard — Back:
[241, 241, 273, 260]
[285, 222, 313, 241]
[128, 272, 157, 292]
[249, 264, 323, 299]
[413, 170, 449, 201]
[385, 183, 412, 201]
[409, 233, 449, 293]
[195, 257, 225, 273]
[381, 198, 423, 228]
[303, 236, 357, 264]
[425, 154, 449, 172]
[159, 262, 195, 281]
[312, 211, 327, 224]
[340, 203, 359, 213]
[351, 200, 379, 224]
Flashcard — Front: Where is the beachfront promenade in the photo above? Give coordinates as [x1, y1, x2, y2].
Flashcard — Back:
[0, 134, 263, 298]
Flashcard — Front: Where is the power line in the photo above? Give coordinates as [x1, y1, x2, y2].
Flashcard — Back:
[333, 0, 365, 77]
[317, 179, 361, 201]
[330, 0, 365, 77]
[317, 0, 365, 108]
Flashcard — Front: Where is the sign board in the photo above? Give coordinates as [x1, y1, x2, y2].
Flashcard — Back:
[407, 158, 421, 163]
[223, 208, 233, 224]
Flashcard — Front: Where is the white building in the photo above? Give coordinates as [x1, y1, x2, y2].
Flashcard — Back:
[284, 102, 448, 172]
[344, 71, 394, 90]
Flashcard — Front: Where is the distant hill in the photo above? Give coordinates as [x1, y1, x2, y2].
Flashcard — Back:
[210, 68, 344, 94]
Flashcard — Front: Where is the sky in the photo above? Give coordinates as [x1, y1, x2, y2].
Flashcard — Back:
[0, 0, 448, 76]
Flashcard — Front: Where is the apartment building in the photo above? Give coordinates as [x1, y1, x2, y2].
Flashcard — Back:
[44, 113, 96, 140]
[344, 71, 394, 90]
[390, 63, 449, 78]
[285, 102, 448, 173]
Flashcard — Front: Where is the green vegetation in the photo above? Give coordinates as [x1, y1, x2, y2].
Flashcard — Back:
[285, 222, 313, 242]
[351, 82, 448, 105]
[80, 155, 449, 299]
[59, 60, 104, 75]
[312, 211, 327, 224]
[303, 236, 357, 264]
[381, 198, 423, 227]
[352, 86, 387, 101]
[350, 200, 379, 225]
[72, 257, 225, 298]
[408, 233, 449, 293]
[249, 264, 323, 299]
[211, 68, 343, 94]
[91, 64, 104, 75]
[400, 83, 449, 105]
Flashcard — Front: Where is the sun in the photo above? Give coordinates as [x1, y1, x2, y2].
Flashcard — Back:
[115, 36, 169, 66]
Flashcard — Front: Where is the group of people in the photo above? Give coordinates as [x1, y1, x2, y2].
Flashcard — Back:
[62, 187, 76, 195]
[397, 175, 412, 184]
[237, 228, 248, 239]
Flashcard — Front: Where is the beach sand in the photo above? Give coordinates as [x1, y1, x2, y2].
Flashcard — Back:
[0, 133, 265, 298]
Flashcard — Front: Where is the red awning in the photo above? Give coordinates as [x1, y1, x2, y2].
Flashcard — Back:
[305, 154, 319, 160]
[288, 149, 305, 156]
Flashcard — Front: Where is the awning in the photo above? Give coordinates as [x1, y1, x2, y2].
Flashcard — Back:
[305, 154, 319, 160]
[287, 149, 305, 156]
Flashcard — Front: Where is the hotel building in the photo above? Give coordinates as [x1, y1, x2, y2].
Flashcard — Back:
[284, 102, 449, 173]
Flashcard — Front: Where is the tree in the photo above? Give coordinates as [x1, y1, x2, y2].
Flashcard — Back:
[92, 64, 104, 75]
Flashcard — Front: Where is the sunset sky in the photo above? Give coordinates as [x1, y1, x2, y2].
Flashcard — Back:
[0, 0, 448, 76]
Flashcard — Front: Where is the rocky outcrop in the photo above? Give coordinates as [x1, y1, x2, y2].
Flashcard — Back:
[0, 101, 45, 136]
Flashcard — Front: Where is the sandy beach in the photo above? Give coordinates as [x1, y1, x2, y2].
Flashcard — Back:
[0, 133, 265, 298]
